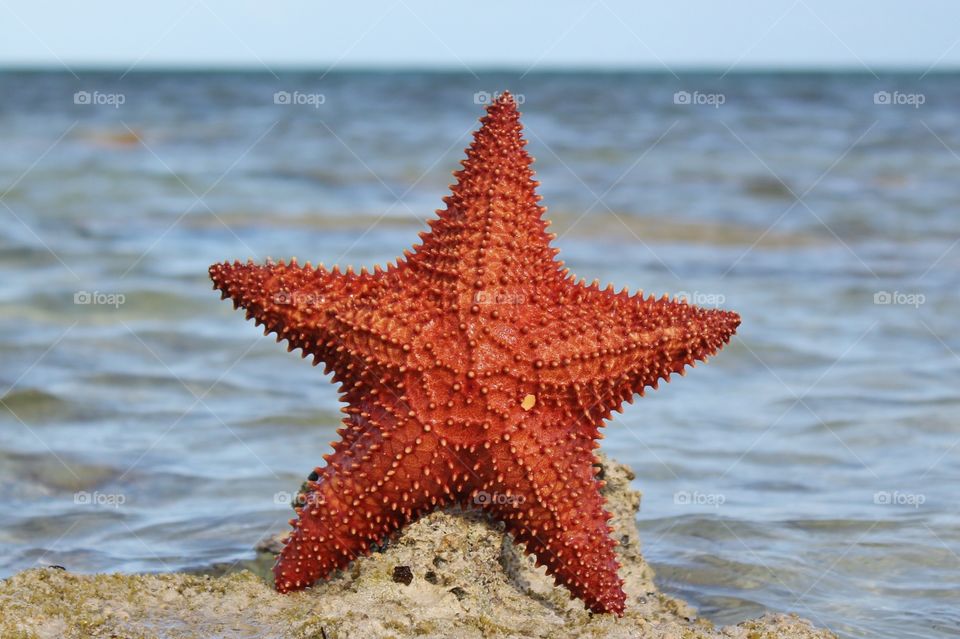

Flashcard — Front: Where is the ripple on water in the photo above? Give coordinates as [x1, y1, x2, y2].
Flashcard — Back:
[0, 388, 73, 424]
[0, 449, 120, 496]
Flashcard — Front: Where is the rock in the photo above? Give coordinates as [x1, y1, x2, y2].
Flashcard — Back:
[392, 565, 414, 586]
[0, 456, 837, 639]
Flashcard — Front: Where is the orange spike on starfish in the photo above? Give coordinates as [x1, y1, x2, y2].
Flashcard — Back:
[209, 92, 740, 615]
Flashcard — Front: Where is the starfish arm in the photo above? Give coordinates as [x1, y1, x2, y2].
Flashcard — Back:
[529, 283, 740, 411]
[275, 376, 459, 592]
[210, 259, 350, 358]
[478, 424, 625, 615]
[411, 94, 561, 303]
[210, 259, 419, 373]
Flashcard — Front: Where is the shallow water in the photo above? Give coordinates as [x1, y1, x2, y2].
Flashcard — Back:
[1, 70, 958, 639]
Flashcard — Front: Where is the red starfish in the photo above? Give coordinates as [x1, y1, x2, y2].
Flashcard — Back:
[209, 93, 739, 615]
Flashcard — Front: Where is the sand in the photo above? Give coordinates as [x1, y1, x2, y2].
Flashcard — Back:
[0, 456, 836, 639]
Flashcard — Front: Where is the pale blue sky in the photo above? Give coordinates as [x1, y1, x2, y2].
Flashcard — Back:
[1, 0, 957, 70]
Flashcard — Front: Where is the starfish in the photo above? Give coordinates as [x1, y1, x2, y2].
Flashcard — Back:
[209, 92, 739, 615]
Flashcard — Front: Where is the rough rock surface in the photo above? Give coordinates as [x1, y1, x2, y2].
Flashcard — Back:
[0, 456, 836, 639]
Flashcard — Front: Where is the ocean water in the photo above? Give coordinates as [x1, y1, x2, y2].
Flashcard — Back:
[0, 70, 958, 639]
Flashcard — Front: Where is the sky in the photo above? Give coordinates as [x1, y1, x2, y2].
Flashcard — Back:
[0, 0, 958, 71]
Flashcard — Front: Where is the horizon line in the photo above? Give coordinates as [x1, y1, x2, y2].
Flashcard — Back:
[0, 62, 957, 75]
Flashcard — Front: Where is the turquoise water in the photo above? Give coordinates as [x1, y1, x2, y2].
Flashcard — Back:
[1, 71, 958, 638]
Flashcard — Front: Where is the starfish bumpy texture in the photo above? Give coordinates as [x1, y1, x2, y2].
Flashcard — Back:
[209, 92, 740, 615]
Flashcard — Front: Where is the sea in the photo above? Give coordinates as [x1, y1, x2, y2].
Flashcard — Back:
[0, 70, 957, 639]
